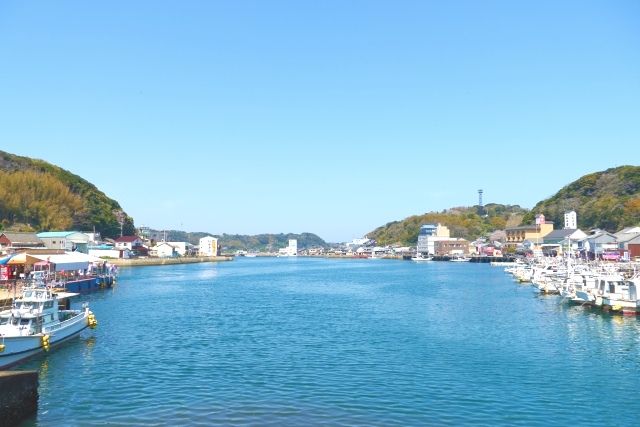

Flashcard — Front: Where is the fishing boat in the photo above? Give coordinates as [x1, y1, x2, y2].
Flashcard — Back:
[450, 256, 471, 262]
[411, 254, 433, 262]
[0, 272, 97, 369]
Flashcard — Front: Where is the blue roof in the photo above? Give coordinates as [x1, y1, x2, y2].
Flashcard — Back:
[0, 254, 15, 265]
[37, 231, 79, 238]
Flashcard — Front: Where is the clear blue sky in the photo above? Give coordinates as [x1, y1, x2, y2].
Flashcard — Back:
[1, 1, 639, 242]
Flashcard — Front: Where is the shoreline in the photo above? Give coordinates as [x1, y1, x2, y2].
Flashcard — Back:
[108, 256, 232, 267]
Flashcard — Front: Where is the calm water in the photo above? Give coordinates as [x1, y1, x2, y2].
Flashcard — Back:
[17, 257, 640, 426]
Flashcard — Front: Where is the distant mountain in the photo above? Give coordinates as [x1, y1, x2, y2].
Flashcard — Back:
[145, 229, 328, 252]
[522, 165, 640, 232]
[0, 150, 135, 238]
[367, 204, 528, 246]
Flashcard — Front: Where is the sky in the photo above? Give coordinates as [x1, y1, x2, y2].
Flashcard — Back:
[1, 1, 639, 242]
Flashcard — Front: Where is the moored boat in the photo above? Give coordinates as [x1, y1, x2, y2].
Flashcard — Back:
[0, 273, 97, 369]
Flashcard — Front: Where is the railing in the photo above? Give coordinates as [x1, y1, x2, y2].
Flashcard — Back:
[44, 311, 85, 333]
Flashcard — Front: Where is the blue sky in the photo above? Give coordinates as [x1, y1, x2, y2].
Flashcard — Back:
[1, 1, 639, 242]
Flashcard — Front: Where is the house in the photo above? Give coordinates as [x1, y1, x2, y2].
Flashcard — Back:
[167, 242, 195, 257]
[150, 242, 177, 258]
[82, 232, 102, 244]
[37, 231, 91, 253]
[0, 232, 45, 250]
[615, 226, 640, 250]
[505, 214, 554, 249]
[114, 236, 144, 250]
[579, 230, 618, 260]
[198, 236, 219, 256]
[542, 229, 587, 254]
[88, 244, 131, 259]
[627, 234, 640, 260]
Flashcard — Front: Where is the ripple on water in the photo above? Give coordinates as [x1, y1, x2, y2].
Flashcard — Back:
[18, 259, 640, 426]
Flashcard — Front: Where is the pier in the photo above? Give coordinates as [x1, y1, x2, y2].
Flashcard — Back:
[0, 370, 39, 426]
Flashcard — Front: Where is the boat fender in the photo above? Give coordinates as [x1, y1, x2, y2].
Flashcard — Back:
[41, 334, 50, 352]
[0, 344, 5, 353]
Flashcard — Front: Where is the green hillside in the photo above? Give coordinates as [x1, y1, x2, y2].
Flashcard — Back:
[522, 165, 640, 232]
[0, 150, 135, 238]
[368, 204, 528, 246]
[153, 229, 328, 252]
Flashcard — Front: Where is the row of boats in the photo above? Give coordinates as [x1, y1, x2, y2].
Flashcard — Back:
[0, 271, 102, 370]
[504, 258, 640, 315]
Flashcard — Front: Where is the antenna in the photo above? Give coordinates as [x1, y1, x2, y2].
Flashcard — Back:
[478, 189, 484, 215]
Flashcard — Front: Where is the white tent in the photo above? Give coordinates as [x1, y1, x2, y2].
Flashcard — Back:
[30, 253, 90, 272]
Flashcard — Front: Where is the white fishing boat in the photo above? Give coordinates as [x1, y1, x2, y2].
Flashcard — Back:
[0, 273, 97, 369]
[411, 253, 433, 262]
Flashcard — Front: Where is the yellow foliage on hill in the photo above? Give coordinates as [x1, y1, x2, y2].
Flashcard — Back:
[0, 170, 84, 230]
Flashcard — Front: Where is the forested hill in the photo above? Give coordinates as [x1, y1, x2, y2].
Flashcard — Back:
[0, 150, 135, 238]
[522, 165, 640, 232]
[368, 204, 528, 246]
[158, 229, 328, 251]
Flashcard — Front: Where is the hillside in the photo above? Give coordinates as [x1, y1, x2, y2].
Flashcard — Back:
[368, 204, 528, 246]
[522, 165, 640, 232]
[148, 229, 328, 252]
[0, 150, 135, 238]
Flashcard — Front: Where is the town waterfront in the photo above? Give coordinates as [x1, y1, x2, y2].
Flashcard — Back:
[16, 257, 640, 426]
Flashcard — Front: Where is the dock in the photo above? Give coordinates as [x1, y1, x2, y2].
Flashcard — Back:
[0, 370, 39, 426]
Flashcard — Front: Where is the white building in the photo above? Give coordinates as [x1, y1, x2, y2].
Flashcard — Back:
[37, 231, 91, 253]
[150, 242, 177, 258]
[417, 224, 451, 256]
[564, 211, 577, 229]
[198, 236, 219, 256]
[114, 236, 145, 250]
[278, 239, 298, 256]
[167, 242, 193, 256]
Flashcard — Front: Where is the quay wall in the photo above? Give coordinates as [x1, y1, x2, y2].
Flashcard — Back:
[0, 370, 39, 426]
[109, 256, 232, 267]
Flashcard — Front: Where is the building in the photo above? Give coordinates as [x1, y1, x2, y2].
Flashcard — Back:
[0, 232, 45, 251]
[564, 210, 577, 229]
[37, 231, 91, 253]
[88, 244, 131, 259]
[435, 238, 470, 256]
[614, 226, 640, 255]
[150, 242, 177, 258]
[627, 234, 640, 260]
[198, 236, 219, 257]
[542, 228, 587, 254]
[579, 230, 618, 260]
[417, 224, 450, 256]
[114, 236, 144, 250]
[505, 214, 554, 249]
[167, 242, 195, 257]
[278, 239, 298, 256]
[82, 232, 102, 244]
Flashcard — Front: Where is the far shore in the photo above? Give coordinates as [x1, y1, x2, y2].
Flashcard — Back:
[108, 256, 232, 267]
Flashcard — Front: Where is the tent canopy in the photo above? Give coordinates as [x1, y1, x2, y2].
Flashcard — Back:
[29, 254, 89, 272]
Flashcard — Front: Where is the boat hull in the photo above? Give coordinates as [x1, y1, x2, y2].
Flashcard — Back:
[0, 311, 90, 369]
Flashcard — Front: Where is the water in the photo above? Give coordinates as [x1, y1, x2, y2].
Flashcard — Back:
[17, 257, 640, 426]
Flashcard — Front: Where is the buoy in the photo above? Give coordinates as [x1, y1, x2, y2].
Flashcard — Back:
[41, 335, 51, 351]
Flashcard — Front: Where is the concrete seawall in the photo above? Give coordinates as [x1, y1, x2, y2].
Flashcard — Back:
[108, 256, 232, 267]
[0, 370, 39, 426]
